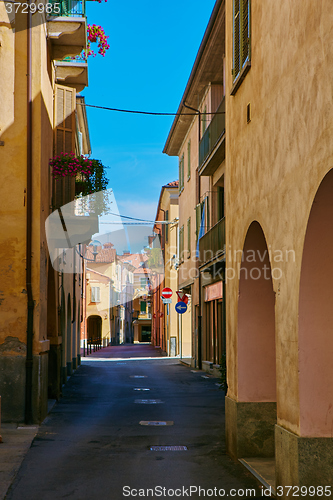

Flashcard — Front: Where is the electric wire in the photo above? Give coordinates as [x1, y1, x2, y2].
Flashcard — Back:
[76, 102, 225, 116]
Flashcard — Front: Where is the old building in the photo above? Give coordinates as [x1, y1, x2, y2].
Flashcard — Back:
[164, 2, 225, 371]
[0, 1, 89, 422]
[151, 181, 185, 356]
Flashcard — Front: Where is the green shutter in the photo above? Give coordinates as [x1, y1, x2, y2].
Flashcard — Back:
[187, 217, 191, 257]
[140, 301, 146, 313]
[233, 0, 240, 79]
[187, 140, 191, 180]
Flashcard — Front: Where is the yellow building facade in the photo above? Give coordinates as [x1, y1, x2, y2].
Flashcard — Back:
[0, 3, 88, 422]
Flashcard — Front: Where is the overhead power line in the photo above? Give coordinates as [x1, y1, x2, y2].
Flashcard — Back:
[77, 102, 225, 116]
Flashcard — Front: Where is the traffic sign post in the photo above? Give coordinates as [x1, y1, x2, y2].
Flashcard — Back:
[175, 301, 187, 314]
[161, 287, 172, 299]
[161, 297, 172, 304]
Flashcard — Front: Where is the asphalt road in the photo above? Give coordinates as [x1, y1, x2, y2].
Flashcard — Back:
[6, 351, 262, 499]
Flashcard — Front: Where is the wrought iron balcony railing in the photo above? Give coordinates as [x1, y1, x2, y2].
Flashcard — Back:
[48, 0, 86, 17]
[199, 98, 225, 170]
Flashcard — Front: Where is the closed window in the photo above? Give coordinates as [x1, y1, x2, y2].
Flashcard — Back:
[187, 217, 191, 258]
[179, 225, 184, 261]
[140, 301, 146, 313]
[91, 286, 101, 303]
[179, 154, 184, 192]
[187, 140, 191, 180]
[232, 0, 251, 83]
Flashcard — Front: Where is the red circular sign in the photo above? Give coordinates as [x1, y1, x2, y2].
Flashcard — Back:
[161, 287, 172, 298]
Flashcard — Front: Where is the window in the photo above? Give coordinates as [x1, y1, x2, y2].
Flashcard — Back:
[91, 286, 100, 303]
[179, 154, 184, 192]
[187, 217, 191, 258]
[232, 0, 251, 87]
[195, 197, 209, 241]
[202, 106, 207, 134]
[165, 210, 169, 243]
[140, 277, 146, 287]
[179, 225, 184, 261]
[187, 140, 191, 180]
[140, 301, 146, 313]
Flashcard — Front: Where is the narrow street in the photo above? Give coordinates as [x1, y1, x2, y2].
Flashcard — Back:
[6, 346, 260, 499]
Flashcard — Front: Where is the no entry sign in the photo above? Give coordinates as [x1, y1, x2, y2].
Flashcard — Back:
[161, 287, 172, 298]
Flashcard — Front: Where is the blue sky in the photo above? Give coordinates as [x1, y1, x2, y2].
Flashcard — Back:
[83, 0, 216, 221]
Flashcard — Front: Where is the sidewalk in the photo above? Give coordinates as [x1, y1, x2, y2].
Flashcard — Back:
[0, 424, 38, 500]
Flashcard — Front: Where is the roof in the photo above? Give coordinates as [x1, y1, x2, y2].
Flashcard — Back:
[163, 0, 225, 156]
[118, 252, 148, 268]
[86, 268, 111, 282]
[85, 244, 116, 263]
[162, 180, 179, 188]
[154, 181, 179, 230]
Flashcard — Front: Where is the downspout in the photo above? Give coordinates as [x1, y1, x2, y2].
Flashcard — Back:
[183, 102, 202, 369]
[25, 3, 34, 424]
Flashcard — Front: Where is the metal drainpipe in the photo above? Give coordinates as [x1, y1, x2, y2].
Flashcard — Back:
[25, 4, 34, 424]
[183, 102, 202, 369]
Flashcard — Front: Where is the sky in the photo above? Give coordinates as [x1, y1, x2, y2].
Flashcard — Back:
[82, 0, 216, 222]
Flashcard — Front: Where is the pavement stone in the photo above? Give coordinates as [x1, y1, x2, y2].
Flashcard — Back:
[0, 425, 38, 500]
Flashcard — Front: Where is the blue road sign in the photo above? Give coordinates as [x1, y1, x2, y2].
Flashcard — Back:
[175, 301, 187, 314]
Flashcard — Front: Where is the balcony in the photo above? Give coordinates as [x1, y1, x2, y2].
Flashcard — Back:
[47, 0, 87, 60]
[199, 98, 225, 176]
[55, 55, 88, 92]
[198, 217, 225, 268]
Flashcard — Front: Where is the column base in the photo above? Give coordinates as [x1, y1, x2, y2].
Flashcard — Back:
[225, 396, 276, 459]
[275, 425, 333, 496]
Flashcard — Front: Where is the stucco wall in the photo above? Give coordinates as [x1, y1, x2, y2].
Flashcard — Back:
[225, 0, 333, 435]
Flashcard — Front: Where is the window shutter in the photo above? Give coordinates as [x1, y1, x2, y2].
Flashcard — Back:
[187, 217, 191, 257]
[187, 140, 191, 179]
[91, 287, 96, 302]
[241, 0, 250, 67]
[54, 84, 75, 154]
[195, 203, 201, 240]
[233, 0, 240, 80]
[53, 85, 76, 208]
[96, 287, 100, 302]
[165, 210, 169, 243]
[141, 301, 146, 313]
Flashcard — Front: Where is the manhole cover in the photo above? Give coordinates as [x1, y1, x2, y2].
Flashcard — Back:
[134, 388, 150, 391]
[140, 421, 173, 426]
[135, 399, 163, 404]
[130, 375, 147, 378]
[150, 446, 187, 451]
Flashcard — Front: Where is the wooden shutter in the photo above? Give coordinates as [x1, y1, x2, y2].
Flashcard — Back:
[241, 0, 250, 67]
[54, 84, 75, 154]
[195, 203, 201, 240]
[53, 85, 76, 208]
[187, 217, 191, 257]
[187, 140, 191, 179]
[179, 225, 184, 261]
[233, 0, 240, 79]
[165, 210, 169, 243]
